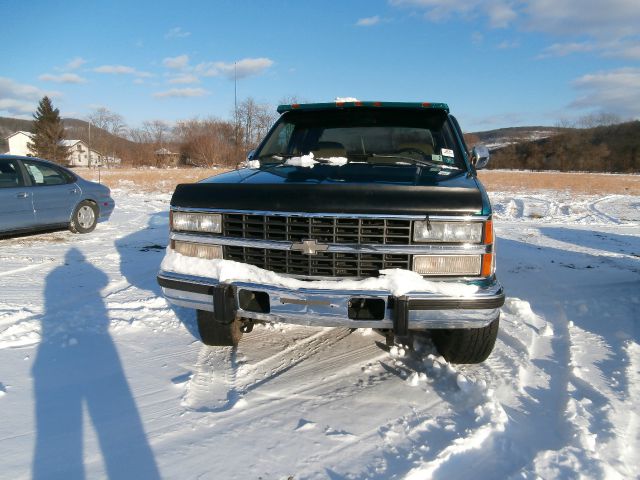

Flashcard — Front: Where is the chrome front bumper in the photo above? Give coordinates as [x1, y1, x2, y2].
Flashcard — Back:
[157, 269, 504, 331]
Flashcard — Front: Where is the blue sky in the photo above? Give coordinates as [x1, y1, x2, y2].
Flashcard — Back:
[1, 0, 639, 132]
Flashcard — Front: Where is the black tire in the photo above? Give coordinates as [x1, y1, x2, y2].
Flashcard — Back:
[196, 309, 243, 347]
[69, 200, 98, 234]
[430, 316, 499, 364]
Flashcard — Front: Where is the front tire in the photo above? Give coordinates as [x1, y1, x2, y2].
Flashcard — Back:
[69, 200, 98, 234]
[431, 316, 499, 364]
[196, 310, 243, 347]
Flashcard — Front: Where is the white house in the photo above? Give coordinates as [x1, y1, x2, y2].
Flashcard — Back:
[5, 131, 105, 167]
[6, 131, 33, 157]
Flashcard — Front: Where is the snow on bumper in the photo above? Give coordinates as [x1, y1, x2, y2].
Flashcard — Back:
[157, 251, 504, 330]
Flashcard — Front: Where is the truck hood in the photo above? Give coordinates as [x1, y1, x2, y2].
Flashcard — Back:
[171, 164, 484, 215]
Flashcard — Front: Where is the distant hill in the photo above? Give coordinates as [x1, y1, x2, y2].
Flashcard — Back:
[467, 126, 566, 151]
[488, 121, 640, 172]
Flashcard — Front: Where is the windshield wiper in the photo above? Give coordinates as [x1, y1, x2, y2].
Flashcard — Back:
[257, 153, 298, 163]
[352, 153, 462, 170]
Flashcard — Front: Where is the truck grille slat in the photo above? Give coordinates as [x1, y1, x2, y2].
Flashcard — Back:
[223, 214, 411, 244]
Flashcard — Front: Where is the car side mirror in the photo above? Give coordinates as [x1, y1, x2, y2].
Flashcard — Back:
[240, 150, 257, 169]
[471, 145, 490, 170]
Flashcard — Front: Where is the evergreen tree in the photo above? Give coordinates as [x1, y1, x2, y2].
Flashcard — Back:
[28, 96, 70, 163]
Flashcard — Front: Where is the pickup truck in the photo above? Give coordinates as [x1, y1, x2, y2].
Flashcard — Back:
[157, 101, 505, 363]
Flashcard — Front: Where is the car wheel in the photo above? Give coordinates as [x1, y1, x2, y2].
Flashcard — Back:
[69, 200, 98, 234]
[196, 309, 243, 347]
[430, 316, 499, 364]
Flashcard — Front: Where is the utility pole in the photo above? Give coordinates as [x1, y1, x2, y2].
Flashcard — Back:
[88, 121, 91, 168]
[234, 61, 239, 161]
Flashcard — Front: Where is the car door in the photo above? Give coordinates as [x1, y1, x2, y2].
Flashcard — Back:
[21, 159, 80, 226]
[0, 158, 35, 232]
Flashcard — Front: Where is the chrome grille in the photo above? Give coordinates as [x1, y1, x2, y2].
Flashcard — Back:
[224, 246, 410, 278]
[223, 214, 412, 244]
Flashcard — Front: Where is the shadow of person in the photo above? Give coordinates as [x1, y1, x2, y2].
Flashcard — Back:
[114, 211, 198, 338]
[32, 248, 160, 479]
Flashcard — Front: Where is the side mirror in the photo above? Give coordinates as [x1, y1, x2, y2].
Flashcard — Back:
[240, 150, 257, 169]
[471, 145, 490, 170]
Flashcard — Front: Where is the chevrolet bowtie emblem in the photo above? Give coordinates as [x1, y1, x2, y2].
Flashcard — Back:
[290, 239, 329, 255]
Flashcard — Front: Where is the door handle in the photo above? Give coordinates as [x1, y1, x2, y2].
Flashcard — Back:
[16, 192, 29, 199]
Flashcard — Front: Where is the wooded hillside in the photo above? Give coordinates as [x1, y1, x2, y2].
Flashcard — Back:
[488, 121, 640, 173]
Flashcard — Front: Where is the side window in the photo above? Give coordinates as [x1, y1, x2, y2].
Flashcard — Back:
[0, 159, 25, 188]
[277, 123, 294, 151]
[23, 161, 70, 186]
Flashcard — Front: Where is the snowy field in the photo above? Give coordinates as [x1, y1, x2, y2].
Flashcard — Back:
[0, 187, 639, 479]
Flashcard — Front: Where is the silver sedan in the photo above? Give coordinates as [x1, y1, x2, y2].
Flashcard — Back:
[0, 155, 115, 236]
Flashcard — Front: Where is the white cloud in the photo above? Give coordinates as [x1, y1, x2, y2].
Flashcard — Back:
[538, 42, 595, 58]
[165, 27, 191, 39]
[153, 87, 209, 98]
[570, 68, 640, 117]
[487, 2, 516, 27]
[497, 39, 519, 49]
[168, 74, 200, 85]
[195, 57, 274, 79]
[390, 0, 488, 22]
[390, 0, 640, 53]
[163, 55, 189, 70]
[66, 57, 86, 70]
[538, 38, 640, 60]
[523, 0, 640, 38]
[356, 15, 381, 26]
[0, 77, 61, 116]
[93, 65, 152, 77]
[94, 65, 134, 74]
[39, 73, 87, 84]
[0, 98, 35, 116]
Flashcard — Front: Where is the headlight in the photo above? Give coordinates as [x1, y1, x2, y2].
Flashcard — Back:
[172, 240, 223, 260]
[172, 211, 222, 233]
[413, 255, 481, 276]
[413, 221, 482, 243]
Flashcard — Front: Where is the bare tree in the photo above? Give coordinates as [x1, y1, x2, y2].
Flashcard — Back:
[173, 118, 236, 167]
[87, 107, 126, 168]
[143, 120, 172, 147]
[235, 97, 277, 153]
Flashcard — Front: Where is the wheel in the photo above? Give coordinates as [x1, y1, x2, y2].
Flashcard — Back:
[196, 309, 243, 347]
[69, 200, 98, 233]
[430, 316, 499, 364]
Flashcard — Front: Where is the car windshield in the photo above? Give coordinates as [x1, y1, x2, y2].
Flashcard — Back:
[256, 108, 466, 170]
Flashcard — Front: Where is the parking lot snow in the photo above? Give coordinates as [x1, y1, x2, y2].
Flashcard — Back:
[0, 187, 638, 479]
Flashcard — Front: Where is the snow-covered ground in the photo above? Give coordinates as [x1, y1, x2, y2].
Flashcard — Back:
[0, 188, 638, 479]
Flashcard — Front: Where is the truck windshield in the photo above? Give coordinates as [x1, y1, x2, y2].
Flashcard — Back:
[256, 108, 466, 170]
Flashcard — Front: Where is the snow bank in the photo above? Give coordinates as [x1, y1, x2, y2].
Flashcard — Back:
[160, 248, 478, 297]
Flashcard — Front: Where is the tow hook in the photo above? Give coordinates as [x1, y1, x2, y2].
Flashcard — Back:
[240, 319, 254, 333]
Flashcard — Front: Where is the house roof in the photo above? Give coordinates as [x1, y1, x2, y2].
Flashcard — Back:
[5, 130, 34, 140]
